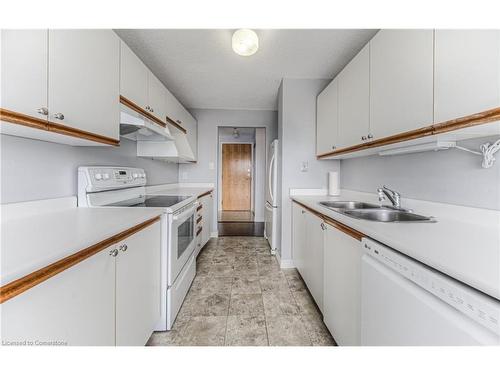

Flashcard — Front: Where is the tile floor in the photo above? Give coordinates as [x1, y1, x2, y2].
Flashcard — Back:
[147, 236, 336, 346]
[218, 210, 254, 222]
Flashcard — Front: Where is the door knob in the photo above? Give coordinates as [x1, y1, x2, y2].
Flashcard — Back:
[109, 248, 119, 257]
[37, 107, 48, 115]
[53, 113, 65, 120]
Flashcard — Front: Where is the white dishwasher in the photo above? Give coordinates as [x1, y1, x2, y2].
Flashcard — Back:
[360, 238, 500, 346]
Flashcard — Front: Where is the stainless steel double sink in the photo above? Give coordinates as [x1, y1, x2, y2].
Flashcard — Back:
[319, 201, 435, 223]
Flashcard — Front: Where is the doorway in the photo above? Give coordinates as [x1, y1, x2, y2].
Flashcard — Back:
[217, 127, 265, 236]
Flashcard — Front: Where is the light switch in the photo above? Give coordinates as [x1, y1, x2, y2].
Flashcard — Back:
[301, 161, 308, 172]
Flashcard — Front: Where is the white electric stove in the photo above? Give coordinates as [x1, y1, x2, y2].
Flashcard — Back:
[78, 166, 198, 331]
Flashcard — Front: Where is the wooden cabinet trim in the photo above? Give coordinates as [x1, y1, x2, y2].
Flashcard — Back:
[317, 106, 500, 159]
[196, 216, 203, 224]
[0, 215, 161, 304]
[119, 95, 167, 128]
[1, 108, 120, 146]
[166, 116, 187, 134]
[293, 200, 364, 241]
[197, 190, 213, 199]
[196, 205, 203, 212]
[196, 227, 203, 236]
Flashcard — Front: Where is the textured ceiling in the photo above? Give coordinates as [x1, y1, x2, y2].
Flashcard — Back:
[115, 29, 378, 111]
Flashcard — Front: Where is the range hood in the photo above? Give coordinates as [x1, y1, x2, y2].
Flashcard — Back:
[136, 125, 195, 163]
[120, 105, 174, 141]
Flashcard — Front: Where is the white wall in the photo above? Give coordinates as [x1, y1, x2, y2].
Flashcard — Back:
[278, 78, 341, 262]
[254, 128, 266, 221]
[179, 109, 278, 233]
[341, 136, 500, 210]
[0, 134, 179, 204]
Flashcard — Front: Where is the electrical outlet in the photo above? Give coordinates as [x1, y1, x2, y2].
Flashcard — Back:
[209, 162, 215, 170]
[301, 161, 308, 172]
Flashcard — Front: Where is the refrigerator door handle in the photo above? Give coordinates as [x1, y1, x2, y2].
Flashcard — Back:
[268, 153, 275, 204]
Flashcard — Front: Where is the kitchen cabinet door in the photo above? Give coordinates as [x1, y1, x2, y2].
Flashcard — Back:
[120, 40, 149, 111]
[1, 246, 116, 346]
[316, 77, 339, 155]
[115, 221, 161, 346]
[148, 72, 168, 123]
[1, 30, 48, 121]
[338, 44, 370, 148]
[434, 30, 500, 123]
[370, 30, 434, 138]
[292, 202, 307, 276]
[48, 30, 120, 141]
[201, 193, 213, 247]
[180, 107, 198, 160]
[323, 223, 362, 346]
[304, 211, 325, 312]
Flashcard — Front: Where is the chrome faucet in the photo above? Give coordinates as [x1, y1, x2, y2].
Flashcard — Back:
[377, 186, 402, 209]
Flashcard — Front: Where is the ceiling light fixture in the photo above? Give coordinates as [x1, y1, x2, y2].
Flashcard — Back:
[232, 29, 259, 56]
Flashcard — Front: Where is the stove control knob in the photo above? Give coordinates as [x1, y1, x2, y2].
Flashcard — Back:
[103, 173, 110, 180]
[133, 173, 138, 179]
[95, 173, 102, 180]
[142, 173, 146, 178]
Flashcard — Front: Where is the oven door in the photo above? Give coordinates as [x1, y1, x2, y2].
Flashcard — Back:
[168, 204, 197, 286]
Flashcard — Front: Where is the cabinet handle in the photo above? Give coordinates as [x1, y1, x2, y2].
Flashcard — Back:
[109, 248, 119, 257]
[367, 133, 374, 139]
[301, 210, 305, 214]
[119, 244, 128, 252]
[145, 105, 150, 111]
[331, 145, 336, 150]
[53, 112, 65, 120]
[320, 223, 326, 230]
[176, 120, 182, 124]
[37, 107, 48, 115]
[150, 107, 154, 113]
[361, 135, 367, 141]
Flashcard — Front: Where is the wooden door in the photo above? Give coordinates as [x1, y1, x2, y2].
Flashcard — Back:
[222, 143, 252, 211]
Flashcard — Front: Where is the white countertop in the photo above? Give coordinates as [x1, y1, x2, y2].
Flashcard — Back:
[1, 206, 164, 285]
[291, 190, 500, 300]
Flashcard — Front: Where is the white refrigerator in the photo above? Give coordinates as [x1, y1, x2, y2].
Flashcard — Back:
[264, 139, 279, 254]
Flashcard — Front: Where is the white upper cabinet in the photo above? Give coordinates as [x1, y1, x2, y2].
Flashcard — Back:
[316, 77, 339, 155]
[147, 72, 168, 123]
[434, 30, 500, 123]
[1, 30, 48, 121]
[370, 30, 434, 138]
[120, 40, 149, 111]
[48, 30, 120, 140]
[338, 44, 370, 147]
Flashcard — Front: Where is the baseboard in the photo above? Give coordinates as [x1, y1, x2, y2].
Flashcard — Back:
[279, 258, 295, 269]
[210, 231, 219, 238]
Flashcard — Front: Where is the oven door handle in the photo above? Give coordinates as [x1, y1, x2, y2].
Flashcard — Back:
[172, 204, 197, 222]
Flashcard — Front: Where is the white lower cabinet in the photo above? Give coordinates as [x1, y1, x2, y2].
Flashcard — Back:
[115, 222, 161, 346]
[1, 246, 116, 346]
[323, 223, 362, 346]
[195, 192, 213, 256]
[1, 221, 161, 346]
[291, 202, 324, 312]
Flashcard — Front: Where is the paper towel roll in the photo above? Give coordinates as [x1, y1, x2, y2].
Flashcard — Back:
[328, 171, 340, 196]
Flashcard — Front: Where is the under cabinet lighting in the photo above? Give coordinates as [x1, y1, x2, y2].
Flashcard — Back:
[378, 141, 456, 156]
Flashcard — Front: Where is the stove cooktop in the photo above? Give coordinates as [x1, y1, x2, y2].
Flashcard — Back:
[105, 195, 192, 208]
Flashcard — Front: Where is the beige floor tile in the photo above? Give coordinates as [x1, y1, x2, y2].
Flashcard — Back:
[292, 290, 322, 319]
[146, 314, 191, 346]
[174, 316, 227, 346]
[182, 293, 230, 317]
[301, 315, 336, 346]
[259, 273, 290, 293]
[231, 276, 262, 295]
[262, 290, 300, 317]
[229, 293, 265, 317]
[225, 315, 268, 346]
[190, 276, 233, 295]
[266, 315, 312, 346]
